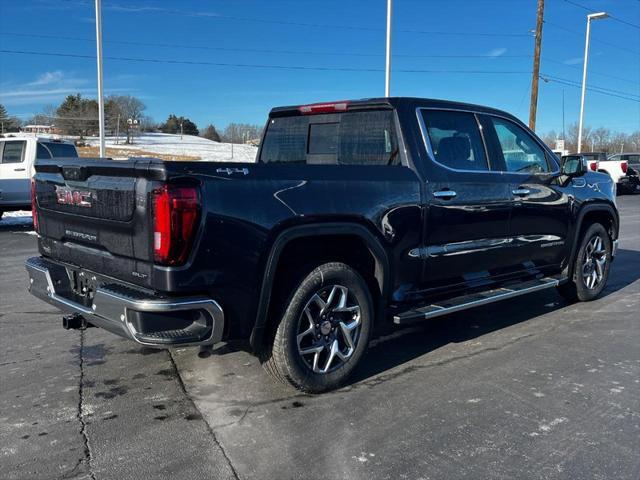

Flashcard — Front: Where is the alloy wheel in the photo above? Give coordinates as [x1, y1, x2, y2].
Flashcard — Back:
[582, 234, 607, 290]
[296, 284, 362, 374]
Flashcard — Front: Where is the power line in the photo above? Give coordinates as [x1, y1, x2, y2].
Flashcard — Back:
[540, 74, 640, 103]
[0, 32, 533, 59]
[55, 0, 531, 37]
[562, 0, 640, 30]
[542, 57, 640, 85]
[544, 20, 640, 56]
[0, 49, 531, 75]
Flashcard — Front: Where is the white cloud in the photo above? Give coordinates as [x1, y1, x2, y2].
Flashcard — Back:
[487, 47, 507, 58]
[0, 71, 132, 106]
[564, 57, 583, 65]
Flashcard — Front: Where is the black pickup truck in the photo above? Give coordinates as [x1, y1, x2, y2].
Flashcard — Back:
[26, 97, 619, 392]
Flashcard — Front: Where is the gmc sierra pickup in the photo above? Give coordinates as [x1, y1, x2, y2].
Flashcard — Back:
[26, 98, 619, 392]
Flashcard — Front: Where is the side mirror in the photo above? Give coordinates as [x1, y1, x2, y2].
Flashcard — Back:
[561, 156, 586, 176]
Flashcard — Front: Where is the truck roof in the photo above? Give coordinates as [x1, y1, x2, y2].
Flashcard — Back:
[0, 134, 74, 144]
[270, 97, 522, 123]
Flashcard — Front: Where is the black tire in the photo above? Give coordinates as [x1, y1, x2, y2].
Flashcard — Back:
[261, 262, 373, 393]
[557, 223, 612, 302]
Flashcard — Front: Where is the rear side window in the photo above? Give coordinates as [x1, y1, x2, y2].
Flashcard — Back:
[1, 141, 26, 163]
[420, 110, 488, 171]
[489, 117, 549, 174]
[41, 142, 78, 158]
[259, 110, 399, 166]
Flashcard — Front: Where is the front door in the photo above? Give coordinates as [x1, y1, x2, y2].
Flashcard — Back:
[479, 114, 571, 273]
[418, 109, 515, 294]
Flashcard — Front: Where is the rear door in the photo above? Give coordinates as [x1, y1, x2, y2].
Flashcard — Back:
[479, 114, 571, 272]
[418, 109, 515, 292]
[0, 140, 30, 206]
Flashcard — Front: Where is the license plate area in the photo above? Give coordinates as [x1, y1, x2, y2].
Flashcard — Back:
[67, 268, 99, 306]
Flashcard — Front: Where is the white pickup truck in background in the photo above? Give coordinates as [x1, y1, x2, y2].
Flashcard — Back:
[0, 136, 78, 219]
[581, 152, 638, 194]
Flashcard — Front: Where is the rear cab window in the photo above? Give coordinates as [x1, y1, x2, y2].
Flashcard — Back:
[39, 142, 78, 158]
[259, 110, 400, 166]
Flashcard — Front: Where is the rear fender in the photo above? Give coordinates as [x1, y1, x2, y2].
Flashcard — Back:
[249, 222, 390, 351]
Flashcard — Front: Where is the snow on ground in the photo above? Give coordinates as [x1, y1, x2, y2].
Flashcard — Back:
[85, 133, 258, 162]
[0, 210, 33, 228]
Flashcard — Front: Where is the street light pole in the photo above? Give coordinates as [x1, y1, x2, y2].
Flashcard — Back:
[95, 0, 106, 158]
[385, 0, 393, 97]
[578, 11, 608, 153]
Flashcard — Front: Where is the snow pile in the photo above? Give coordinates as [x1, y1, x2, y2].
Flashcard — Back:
[85, 133, 258, 163]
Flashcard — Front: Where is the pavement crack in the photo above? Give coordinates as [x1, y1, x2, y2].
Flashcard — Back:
[168, 350, 241, 480]
[72, 329, 96, 480]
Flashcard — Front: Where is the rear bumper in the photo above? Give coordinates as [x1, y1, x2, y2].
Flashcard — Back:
[25, 256, 224, 347]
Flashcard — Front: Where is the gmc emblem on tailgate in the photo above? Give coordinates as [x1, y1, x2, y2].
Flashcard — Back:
[55, 186, 93, 208]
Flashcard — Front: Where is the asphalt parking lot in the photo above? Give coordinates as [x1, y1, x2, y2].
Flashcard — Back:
[1, 194, 639, 480]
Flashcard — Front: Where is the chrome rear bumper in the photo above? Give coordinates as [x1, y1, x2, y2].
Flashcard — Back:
[25, 256, 224, 347]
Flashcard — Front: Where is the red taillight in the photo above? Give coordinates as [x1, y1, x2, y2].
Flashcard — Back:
[298, 101, 349, 115]
[31, 178, 39, 233]
[621, 161, 628, 174]
[152, 185, 200, 266]
[589, 162, 598, 171]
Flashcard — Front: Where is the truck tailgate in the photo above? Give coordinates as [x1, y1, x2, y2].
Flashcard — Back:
[33, 157, 167, 288]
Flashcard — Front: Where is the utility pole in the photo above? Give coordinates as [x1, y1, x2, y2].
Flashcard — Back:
[528, 0, 545, 131]
[180, 122, 183, 140]
[385, 0, 393, 97]
[578, 12, 609, 153]
[95, 0, 106, 157]
[562, 89, 565, 141]
[115, 113, 120, 145]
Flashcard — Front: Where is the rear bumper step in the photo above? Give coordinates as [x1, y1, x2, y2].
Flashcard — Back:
[393, 276, 561, 324]
[25, 256, 224, 347]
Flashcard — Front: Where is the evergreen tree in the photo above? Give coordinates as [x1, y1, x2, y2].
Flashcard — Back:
[202, 124, 221, 142]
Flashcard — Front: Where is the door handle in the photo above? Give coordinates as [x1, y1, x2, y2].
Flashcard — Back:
[13, 168, 26, 172]
[433, 189, 457, 199]
[512, 188, 530, 197]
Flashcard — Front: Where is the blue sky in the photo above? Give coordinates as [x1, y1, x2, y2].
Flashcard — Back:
[1, 0, 639, 134]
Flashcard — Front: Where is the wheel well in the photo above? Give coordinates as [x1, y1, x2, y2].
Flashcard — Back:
[263, 234, 383, 344]
[579, 209, 616, 242]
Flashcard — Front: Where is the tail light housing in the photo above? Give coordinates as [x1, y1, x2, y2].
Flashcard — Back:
[621, 161, 628, 174]
[589, 162, 598, 171]
[31, 178, 39, 233]
[152, 185, 200, 266]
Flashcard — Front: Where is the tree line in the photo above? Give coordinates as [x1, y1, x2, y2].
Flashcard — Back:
[541, 122, 640, 154]
[1, 96, 263, 145]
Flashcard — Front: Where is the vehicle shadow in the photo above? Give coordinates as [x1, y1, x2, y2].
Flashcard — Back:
[348, 248, 640, 387]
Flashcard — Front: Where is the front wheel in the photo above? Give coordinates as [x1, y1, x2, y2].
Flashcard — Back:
[558, 223, 612, 302]
[261, 262, 373, 393]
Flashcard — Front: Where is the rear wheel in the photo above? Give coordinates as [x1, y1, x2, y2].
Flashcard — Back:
[558, 223, 611, 302]
[261, 262, 373, 393]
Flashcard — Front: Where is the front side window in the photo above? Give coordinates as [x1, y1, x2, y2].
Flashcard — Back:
[260, 110, 399, 166]
[421, 110, 488, 171]
[490, 117, 549, 173]
[1, 141, 26, 164]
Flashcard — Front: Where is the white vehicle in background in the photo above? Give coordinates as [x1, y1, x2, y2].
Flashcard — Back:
[579, 152, 636, 194]
[0, 136, 78, 219]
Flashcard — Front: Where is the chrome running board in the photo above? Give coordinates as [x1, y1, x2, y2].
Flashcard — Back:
[393, 277, 560, 325]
